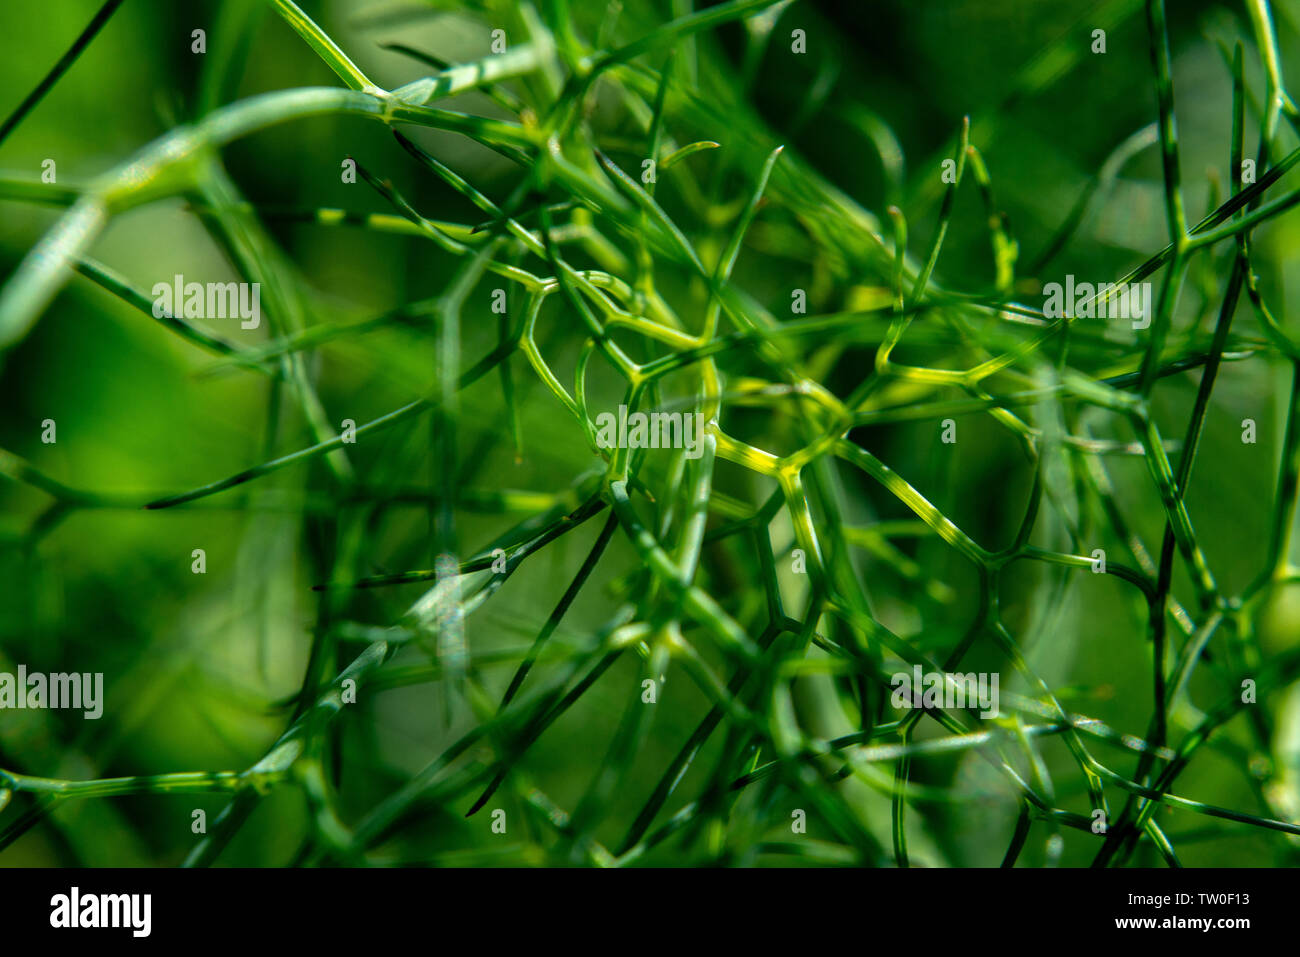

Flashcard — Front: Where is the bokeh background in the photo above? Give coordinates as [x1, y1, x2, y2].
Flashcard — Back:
[2, 0, 1300, 866]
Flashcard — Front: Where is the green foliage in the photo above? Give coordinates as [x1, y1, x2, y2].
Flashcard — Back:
[3, 0, 1300, 867]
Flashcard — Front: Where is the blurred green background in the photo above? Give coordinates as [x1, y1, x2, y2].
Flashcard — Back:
[2, 0, 1300, 866]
